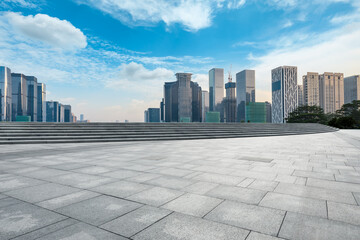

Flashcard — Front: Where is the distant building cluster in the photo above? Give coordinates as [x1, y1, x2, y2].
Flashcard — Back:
[146, 66, 360, 124]
[0, 66, 77, 122]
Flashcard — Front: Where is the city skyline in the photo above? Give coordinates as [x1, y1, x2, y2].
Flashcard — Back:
[1, 0, 360, 122]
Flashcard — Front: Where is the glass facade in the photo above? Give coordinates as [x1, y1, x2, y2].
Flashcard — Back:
[58, 104, 65, 122]
[177, 73, 192, 121]
[225, 82, 236, 122]
[246, 102, 266, 123]
[236, 70, 255, 122]
[11, 73, 27, 121]
[191, 81, 202, 122]
[46, 101, 59, 122]
[201, 91, 209, 122]
[0, 66, 12, 121]
[209, 68, 224, 113]
[26, 76, 37, 122]
[37, 83, 46, 122]
[145, 108, 160, 122]
[64, 105, 71, 122]
[344, 75, 360, 104]
[206, 112, 220, 123]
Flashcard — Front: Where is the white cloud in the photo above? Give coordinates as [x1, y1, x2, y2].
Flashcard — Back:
[6, 12, 87, 50]
[74, 0, 246, 31]
[0, 0, 40, 9]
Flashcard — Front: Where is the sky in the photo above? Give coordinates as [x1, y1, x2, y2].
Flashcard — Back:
[0, 0, 359, 122]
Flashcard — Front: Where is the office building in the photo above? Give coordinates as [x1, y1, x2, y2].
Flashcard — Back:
[80, 114, 84, 122]
[224, 81, 236, 122]
[236, 70, 255, 122]
[145, 108, 160, 122]
[206, 112, 220, 123]
[246, 102, 267, 123]
[164, 73, 201, 122]
[160, 98, 164, 122]
[265, 101, 272, 123]
[58, 103, 65, 122]
[64, 105, 71, 122]
[209, 68, 224, 114]
[344, 75, 360, 104]
[319, 72, 344, 113]
[272, 66, 298, 123]
[26, 76, 37, 122]
[11, 73, 27, 121]
[37, 83, 46, 122]
[297, 85, 304, 106]
[46, 101, 59, 122]
[303, 72, 320, 106]
[201, 91, 209, 122]
[0, 66, 12, 121]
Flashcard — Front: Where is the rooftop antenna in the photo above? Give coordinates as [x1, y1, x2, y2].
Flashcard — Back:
[228, 64, 232, 82]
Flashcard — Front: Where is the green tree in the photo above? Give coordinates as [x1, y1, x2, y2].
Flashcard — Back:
[286, 105, 327, 124]
[328, 100, 360, 129]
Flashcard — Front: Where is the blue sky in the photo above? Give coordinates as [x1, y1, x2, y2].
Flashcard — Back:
[1, 0, 359, 121]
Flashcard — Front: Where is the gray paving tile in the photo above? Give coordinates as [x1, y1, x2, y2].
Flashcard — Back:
[49, 172, 115, 188]
[101, 205, 171, 237]
[279, 212, 360, 240]
[293, 170, 335, 180]
[307, 178, 360, 192]
[354, 192, 360, 205]
[162, 193, 222, 217]
[102, 169, 142, 179]
[335, 174, 360, 184]
[132, 212, 249, 240]
[5, 183, 79, 203]
[0, 176, 45, 192]
[91, 180, 151, 198]
[36, 222, 127, 240]
[192, 172, 245, 185]
[259, 192, 327, 218]
[150, 167, 194, 177]
[126, 173, 161, 183]
[145, 176, 194, 190]
[56, 195, 142, 226]
[275, 182, 357, 204]
[73, 166, 113, 174]
[0, 193, 7, 200]
[328, 201, 360, 226]
[249, 180, 279, 191]
[50, 162, 91, 170]
[205, 200, 285, 236]
[0, 203, 66, 240]
[181, 181, 219, 194]
[21, 168, 69, 180]
[237, 178, 255, 187]
[246, 232, 284, 240]
[36, 190, 100, 210]
[206, 185, 266, 204]
[0, 197, 23, 208]
[127, 187, 184, 207]
[12, 219, 78, 240]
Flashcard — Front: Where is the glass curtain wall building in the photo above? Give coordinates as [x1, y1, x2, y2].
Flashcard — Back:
[145, 108, 160, 122]
[11, 73, 27, 121]
[246, 102, 267, 123]
[209, 68, 224, 121]
[201, 91, 209, 122]
[58, 104, 65, 122]
[37, 83, 46, 122]
[0, 66, 12, 121]
[236, 70, 255, 122]
[46, 101, 59, 122]
[26, 76, 38, 122]
[344, 75, 360, 104]
[225, 82, 236, 122]
[191, 81, 202, 122]
[64, 105, 72, 122]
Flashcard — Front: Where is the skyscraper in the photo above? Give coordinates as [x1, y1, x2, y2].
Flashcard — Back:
[303, 72, 320, 106]
[201, 91, 209, 122]
[0, 66, 12, 121]
[145, 108, 160, 122]
[37, 83, 46, 122]
[11, 73, 27, 121]
[344, 75, 360, 104]
[236, 70, 255, 122]
[164, 73, 201, 122]
[265, 101, 272, 123]
[319, 72, 344, 113]
[160, 98, 164, 122]
[272, 66, 298, 123]
[46, 101, 59, 122]
[209, 68, 224, 113]
[224, 81, 236, 122]
[26, 76, 37, 122]
[64, 105, 72, 122]
[58, 103, 65, 122]
[297, 85, 304, 106]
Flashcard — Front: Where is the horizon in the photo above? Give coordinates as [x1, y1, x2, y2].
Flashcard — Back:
[1, 0, 360, 122]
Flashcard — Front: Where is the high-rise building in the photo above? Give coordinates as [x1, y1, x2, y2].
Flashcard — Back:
[26, 76, 37, 122]
[201, 91, 209, 122]
[344, 75, 360, 104]
[209, 68, 224, 114]
[46, 101, 59, 122]
[265, 101, 272, 123]
[64, 105, 71, 122]
[80, 114, 84, 122]
[58, 104, 65, 122]
[224, 81, 236, 122]
[297, 85, 304, 107]
[11, 73, 27, 121]
[319, 72, 344, 113]
[236, 70, 255, 122]
[37, 83, 46, 122]
[272, 66, 298, 123]
[246, 102, 267, 123]
[145, 108, 160, 122]
[160, 98, 165, 122]
[164, 73, 201, 122]
[303, 72, 320, 106]
[0, 66, 12, 121]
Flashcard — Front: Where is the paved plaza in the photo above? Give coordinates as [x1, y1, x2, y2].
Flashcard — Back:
[1, 130, 360, 240]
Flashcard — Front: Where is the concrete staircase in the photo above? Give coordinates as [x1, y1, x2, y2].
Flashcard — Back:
[0, 123, 338, 144]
